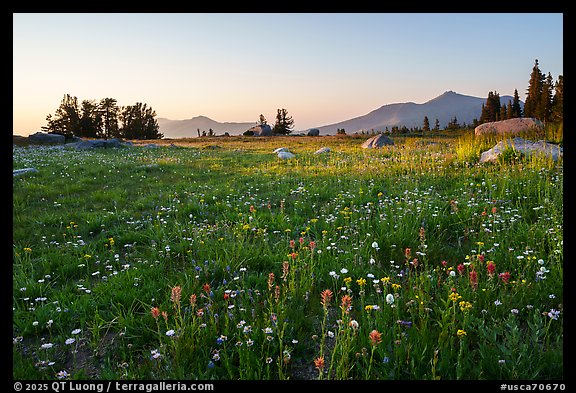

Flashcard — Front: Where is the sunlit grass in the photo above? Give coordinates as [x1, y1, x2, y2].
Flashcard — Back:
[13, 131, 562, 380]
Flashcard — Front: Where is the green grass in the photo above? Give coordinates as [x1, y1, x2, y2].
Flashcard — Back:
[12, 131, 563, 380]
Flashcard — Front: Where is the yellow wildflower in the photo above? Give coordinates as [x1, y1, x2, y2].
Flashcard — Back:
[448, 292, 462, 302]
[459, 301, 473, 312]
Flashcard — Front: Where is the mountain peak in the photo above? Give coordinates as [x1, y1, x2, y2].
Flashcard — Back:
[158, 116, 255, 138]
[188, 115, 213, 121]
[316, 90, 514, 134]
[437, 90, 466, 99]
[425, 91, 478, 105]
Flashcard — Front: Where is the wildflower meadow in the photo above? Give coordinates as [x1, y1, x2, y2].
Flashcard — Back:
[13, 130, 563, 381]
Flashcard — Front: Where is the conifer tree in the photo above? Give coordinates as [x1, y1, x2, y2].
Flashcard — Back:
[79, 99, 101, 138]
[480, 91, 501, 123]
[499, 104, 507, 121]
[42, 95, 160, 139]
[524, 59, 544, 119]
[119, 102, 162, 140]
[422, 116, 430, 132]
[506, 100, 513, 120]
[99, 98, 120, 139]
[511, 89, 522, 118]
[41, 94, 81, 135]
[272, 108, 294, 135]
[539, 72, 554, 123]
[551, 75, 563, 123]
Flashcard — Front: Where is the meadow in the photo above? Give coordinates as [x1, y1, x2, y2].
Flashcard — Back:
[12, 129, 563, 381]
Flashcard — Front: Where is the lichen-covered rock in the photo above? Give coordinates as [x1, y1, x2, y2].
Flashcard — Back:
[66, 138, 123, 149]
[474, 118, 544, 136]
[13, 167, 39, 176]
[479, 137, 563, 163]
[277, 151, 295, 159]
[28, 132, 65, 145]
[246, 124, 273, 136]
[361, 134, 394, 148]
[314, 147, 331, 154]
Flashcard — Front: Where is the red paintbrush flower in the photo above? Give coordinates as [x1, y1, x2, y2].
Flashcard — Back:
[320, 289, 333, 308]
[369, 329, 382, 346]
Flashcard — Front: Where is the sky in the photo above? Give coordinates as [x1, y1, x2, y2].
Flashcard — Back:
[13, 13, 563, 136]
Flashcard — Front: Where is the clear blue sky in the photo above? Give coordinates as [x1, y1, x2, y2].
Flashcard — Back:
[13, 13, 563, 135]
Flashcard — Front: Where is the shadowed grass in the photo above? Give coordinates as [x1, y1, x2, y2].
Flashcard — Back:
[13, 130, 562, 380]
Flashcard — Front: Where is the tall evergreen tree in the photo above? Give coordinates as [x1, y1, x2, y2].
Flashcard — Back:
[120, 102, 162, 140]
[422, 116, 430, 132]
[499, 104, 507, 121]
[506, 100, 513, 120]
[480, 91, 501, 123]
[551, 75, 563, 123]
[539, 72, 554, 123]
[140, 104, 162, 139]
[99, 98, 120, 139]
[511, 89, 522, 118]
[524, 59, 544, 119]
[41, 94, 81, 135]
[272, 108, 294, 135]
[491, 91, 501, 121]
[79, 99, 101, 138]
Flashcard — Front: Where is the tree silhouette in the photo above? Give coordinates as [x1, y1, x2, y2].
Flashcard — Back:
[41, 94, 80, 136]
[272, 108, 294, 135]
[524, 59, 544, 119]
[119, 102, 162, 140]
[422, 116, 430, 132]
[511, 89, 522, 118]
[42, 94, 161, 140]
[99, 98, 120, 139]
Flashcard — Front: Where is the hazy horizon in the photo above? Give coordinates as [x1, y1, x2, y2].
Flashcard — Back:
[13, 13, 563, 136]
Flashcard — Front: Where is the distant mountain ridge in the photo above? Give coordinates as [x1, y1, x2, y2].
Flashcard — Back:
[157, 91, 522, 138]
[314, 91, 521, 135]
[157, 116, 256, 138]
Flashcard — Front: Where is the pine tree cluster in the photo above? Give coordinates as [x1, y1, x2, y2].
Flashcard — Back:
[523, 59, 563, 123]
[42, 94, 163, 140]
